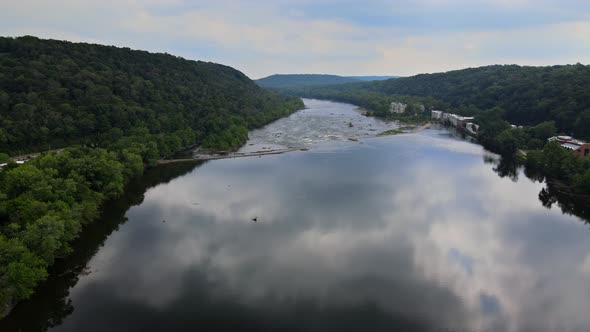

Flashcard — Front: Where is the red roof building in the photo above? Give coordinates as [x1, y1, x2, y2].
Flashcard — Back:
[548, 136, 590, 157]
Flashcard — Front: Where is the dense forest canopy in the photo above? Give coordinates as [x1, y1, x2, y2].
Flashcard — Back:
[0, 36, 303, 154]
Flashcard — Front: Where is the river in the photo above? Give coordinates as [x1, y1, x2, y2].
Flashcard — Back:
[2, 99, 590, 332]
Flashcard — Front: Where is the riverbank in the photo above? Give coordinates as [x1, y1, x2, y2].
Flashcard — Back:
[158, 122, 433, 165]
[157, 147, 307, 164]
[378, 122, 431, 136]
[509, 144, 590, 196]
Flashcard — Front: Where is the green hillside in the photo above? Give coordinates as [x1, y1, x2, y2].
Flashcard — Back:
[0, 36, 303, 154]
[372, 65, 590, 132]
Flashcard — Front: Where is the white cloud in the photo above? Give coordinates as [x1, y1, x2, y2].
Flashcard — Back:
[1, 1, 589, 77]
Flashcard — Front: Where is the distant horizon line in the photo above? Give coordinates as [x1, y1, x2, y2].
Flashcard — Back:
[3, 35, 588, 81]
[253, 63, 589, 80]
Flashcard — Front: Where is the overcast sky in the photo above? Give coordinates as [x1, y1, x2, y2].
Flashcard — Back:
[2, 0, 590, 79]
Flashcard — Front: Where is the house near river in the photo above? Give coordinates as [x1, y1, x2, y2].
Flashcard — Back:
[0, 160, 27, 169]
[389, 101, 425, 115]
[548, 136, 590, 157]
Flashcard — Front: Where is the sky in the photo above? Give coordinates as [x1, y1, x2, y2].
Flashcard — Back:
[1, 0, 590, 79]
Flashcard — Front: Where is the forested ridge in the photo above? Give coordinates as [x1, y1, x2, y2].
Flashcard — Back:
[371, 64, 590, 136]
[0, 36, 303, 154]
[0, 36, 303, 318]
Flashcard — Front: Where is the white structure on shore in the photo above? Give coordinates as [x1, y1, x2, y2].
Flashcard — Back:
[466, 122, 480, 135]
[548, 136, 590, 157]
[389, 102, 407, 114]
[0, 160, 26, 168]
[431, 110, 443, 120]
[432, 110, 478, 134]
[447, 114, 474, 128]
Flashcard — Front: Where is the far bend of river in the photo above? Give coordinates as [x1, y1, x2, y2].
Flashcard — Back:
[2, 99, 590, 332]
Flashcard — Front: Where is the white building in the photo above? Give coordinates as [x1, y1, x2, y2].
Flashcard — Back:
[448, 114, 474, 128]
[431, 110, 443, 120]
[466, 122, 480, 135]
[389, 102, 407, 114]
[448, 114, 459, 126]
[0, 160, 26, 168]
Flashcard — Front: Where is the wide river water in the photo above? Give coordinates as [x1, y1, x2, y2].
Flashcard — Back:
[2, 99, 590, 332]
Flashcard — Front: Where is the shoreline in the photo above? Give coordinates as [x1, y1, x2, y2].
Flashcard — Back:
[157, 147, 307, 164]
[157, 123, 432, 165]
[377, 122, 431, 136]
[156, 122, 431, 165]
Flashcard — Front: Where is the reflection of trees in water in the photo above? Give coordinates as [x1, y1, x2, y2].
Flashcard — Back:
[527, 167, 590, 225]
[0, 162, 203, 331]
[483, 154, 519, 182]
[4, 153, 589, 330]
[484, 154, 590, 225]
[538, 185, 590, 224]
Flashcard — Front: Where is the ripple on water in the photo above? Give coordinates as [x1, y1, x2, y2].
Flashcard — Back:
[238, 98, 399, 153]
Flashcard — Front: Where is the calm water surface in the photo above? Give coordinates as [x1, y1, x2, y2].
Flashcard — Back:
[2, 99, 590, 332]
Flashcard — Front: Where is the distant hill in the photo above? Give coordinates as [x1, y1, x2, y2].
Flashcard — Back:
[256, 74, 399, 89]
[256, 74, 361, 89]
[350, 76, 399, 81]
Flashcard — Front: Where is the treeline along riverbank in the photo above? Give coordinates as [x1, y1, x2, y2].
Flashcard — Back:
[0, 161, 203, 330]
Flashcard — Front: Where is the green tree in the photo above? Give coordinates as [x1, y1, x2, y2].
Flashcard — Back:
[542, 141, 569, 178]
[0, 236, 48, 304]
[528, 121, 556, 141]
[574, 110, 590, 139]
[496, 129, 518, 156]
[574, 168, 590, 194]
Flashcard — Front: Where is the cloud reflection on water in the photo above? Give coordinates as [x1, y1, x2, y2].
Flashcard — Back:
[55, 122, 590, 332]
